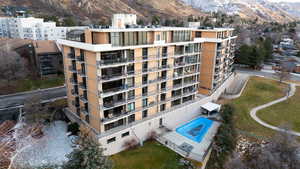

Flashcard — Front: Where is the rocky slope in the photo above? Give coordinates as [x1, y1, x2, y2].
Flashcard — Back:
[1, 0, 205, 22]
[182, 0, 298, 23]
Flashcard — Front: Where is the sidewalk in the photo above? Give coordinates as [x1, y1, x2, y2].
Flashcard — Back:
[249, 83, 300, 137]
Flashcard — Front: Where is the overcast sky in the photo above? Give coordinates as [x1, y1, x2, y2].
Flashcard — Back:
[268, 0, 300, 2]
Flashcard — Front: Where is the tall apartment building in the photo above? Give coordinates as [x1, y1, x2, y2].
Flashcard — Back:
[0, 17, 87, 40]
[58, 15, 236, 156]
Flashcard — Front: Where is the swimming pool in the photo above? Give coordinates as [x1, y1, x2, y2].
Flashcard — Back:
[176, 117, 213, 143]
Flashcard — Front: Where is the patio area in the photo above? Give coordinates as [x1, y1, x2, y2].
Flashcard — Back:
[156, 116, 220, 163]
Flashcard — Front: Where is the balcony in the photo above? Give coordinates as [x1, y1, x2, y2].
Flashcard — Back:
[71, 100, 80, 107]
[68, 53, 75, 60]
[76, 55, 85, 62]
[102, 85, 132, 95]
[162, 53, 168, 58]
[183, 87, 197, 95]
[103, 106, 127, 121]
[79, 95, 88, 103]
[78, 69, 86, 77]
[100, 72, 126, 80]
[68, 66, 77, 73]
[81, 106, 89, 115]
[69, 78, 78, 85]
[71, 89, 79, 96]
[79, 82, 87, 90]
[103, 97, 126, 109]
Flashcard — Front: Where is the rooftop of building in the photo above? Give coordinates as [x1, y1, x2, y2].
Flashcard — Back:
[89, 26, 234, 33]
[33, 40, 60, 54]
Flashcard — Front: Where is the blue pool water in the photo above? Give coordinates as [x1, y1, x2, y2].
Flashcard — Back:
[176, 117, 213, 143]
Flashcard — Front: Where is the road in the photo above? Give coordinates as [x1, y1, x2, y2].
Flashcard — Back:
[236, 69, 300, 82]
[0, 86, 67, 110]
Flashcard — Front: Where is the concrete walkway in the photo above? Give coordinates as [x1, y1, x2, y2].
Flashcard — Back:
[249, 83, 300, 137]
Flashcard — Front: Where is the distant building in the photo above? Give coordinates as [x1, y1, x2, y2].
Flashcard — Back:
[279, 38, 294, 49]
[186, 22, 201, 28]
[9, 39, 63, 77]
[112, 14, 137, 29]
[33, 41, 63, 77]
[0, 17, 88, 40]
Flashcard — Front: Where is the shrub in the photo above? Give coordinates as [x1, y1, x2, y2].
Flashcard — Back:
[122, 138, 139, 150]
[147, 130, 158, 141]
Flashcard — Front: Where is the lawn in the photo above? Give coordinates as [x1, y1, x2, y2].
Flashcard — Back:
[229, 76, 287, 138]
[111, 141, 186, 169]
[257, 87, 300, 132]
[0, 75, 65, 95]
[15, 76, 65, 92]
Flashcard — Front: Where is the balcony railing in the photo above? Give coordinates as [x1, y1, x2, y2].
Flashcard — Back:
[68, 66, 77, 73]
[71, 89, 79, 96]
[79, 95, 88, 103]
[78, 70, 86, 77]
[81, 107, 89, 114]
[76, 55, 85, 62]
[68, 53, 75, 60]
[79, 82, 87, 90]
[97, 57, 134, 66]
[69, 78, 78, 84]
[103, 99, 126, 109]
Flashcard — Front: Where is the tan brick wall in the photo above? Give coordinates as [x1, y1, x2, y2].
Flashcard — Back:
[201, 31, 217, 38]
[92, 32, 109, 44]
[84, 30, 92, 44]
[199, 42, 216, 94]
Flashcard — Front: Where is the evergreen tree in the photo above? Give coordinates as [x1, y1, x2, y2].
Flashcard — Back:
[62, 133, 113, 169]
[151, 15, 160, 25]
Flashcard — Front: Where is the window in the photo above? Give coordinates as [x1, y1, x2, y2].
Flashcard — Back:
[142, 110, 148, 118]
[142, 62, 148, 71]
[142, 48, 148, 57]
[107, 137, 116, 144]
[122, 131, 130, 137]
[128, 114, 135, 123]
[127, 77, 134, 87]
[138, 32, 147, 45]
[142, 75, 148, 85]
[110, 32, 122, 46]
[160, 104, 166, 112]
[142, 87, 148, 96]
[156, 34, 161, 41]
[127, 102, 135, 112]
[160, 93, 166, 101]
[162, 32, 167, 41]
[128, 90, 135, 100]
[142, 98, 148, 108]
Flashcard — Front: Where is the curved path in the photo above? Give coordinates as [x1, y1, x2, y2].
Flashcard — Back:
[249, 83, 300, 136]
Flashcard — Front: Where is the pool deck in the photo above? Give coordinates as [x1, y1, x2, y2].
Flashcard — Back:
[156, 116, 220, 162]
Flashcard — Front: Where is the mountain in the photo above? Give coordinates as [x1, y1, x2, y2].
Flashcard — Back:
[275, 2, 300, 18]
[1, 0, 205, 22]
[182, 0, 298, 23]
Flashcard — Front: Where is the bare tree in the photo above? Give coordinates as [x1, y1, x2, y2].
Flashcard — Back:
[275, 69, 291, 84]
[0, 42, 27, 87]
[23, 94, 54, 136]
[225, 131, 300, 169]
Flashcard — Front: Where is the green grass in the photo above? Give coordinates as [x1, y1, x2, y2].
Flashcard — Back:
[229, 76, 287, 138]
[257, 87, 300, 132]
[111, 141, 184, 169]
[15, 75, 65, 93]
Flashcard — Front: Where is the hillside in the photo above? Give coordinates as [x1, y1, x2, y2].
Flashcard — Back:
[182, 0, 298, 23]
[1, 0, 205, 23]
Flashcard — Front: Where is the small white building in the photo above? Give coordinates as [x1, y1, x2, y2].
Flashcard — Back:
[186, 22, 201, 28]
[112, 14, 137, 29]
[0, 17, 88, 40]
